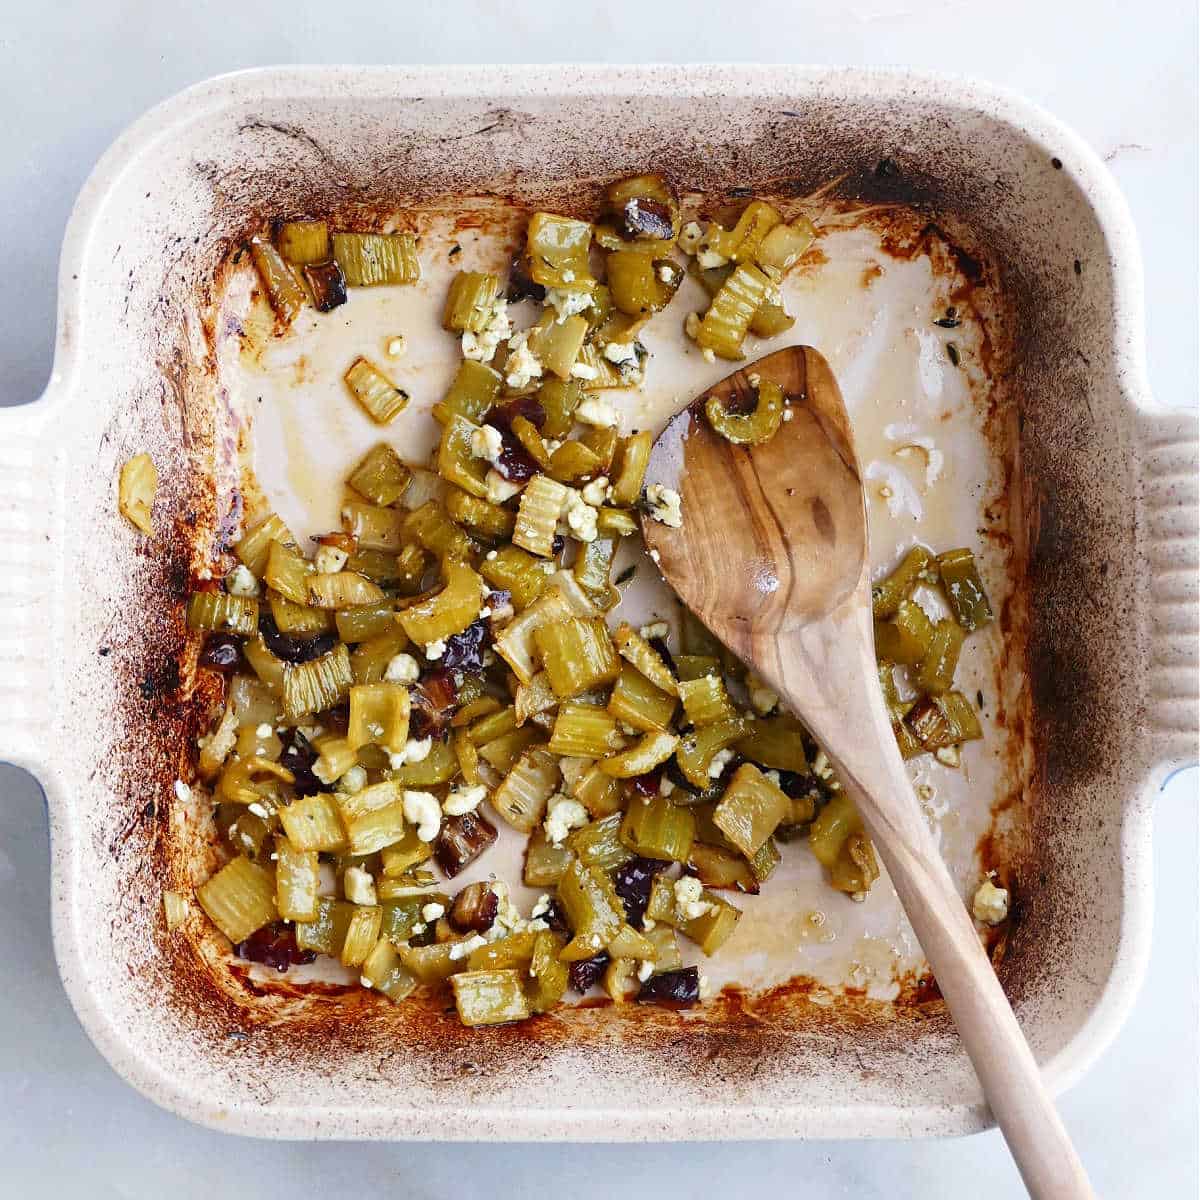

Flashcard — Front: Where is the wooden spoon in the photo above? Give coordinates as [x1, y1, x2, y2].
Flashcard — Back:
[640, 346, 1093, 1200]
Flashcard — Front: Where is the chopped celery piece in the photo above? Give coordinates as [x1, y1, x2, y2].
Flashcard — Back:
[466, 706, 518, 746]
[277, 220, 329, 265]
[565, 813, 633, 871]
[696, 263, 771, 360]
[296, 898, 354, 956]
[705, 378, 785, 446]
[673, 654, 721, 682]
[348, 443, 412, 507]
[734, 715, 808, 773]
[808, 792, 861, 869]
[513, 474, 569, 557]
[344, 357, 410, 425]
[305, 571, 386, 609]
[915, 618, 966, 694]
[235, 513, 293, 577]
[451, 969, 531, 1026]
[558, 858, 624, 960]
[674, 716, 748, 788]
[600, 731, 678, 778]
[493, 589, 574, 683]
[436, 415, 490, 498]
[572, 764, 623, 817]
[250, 236, 306, 323]
[612, 623, 678, 696]
[433, 359, 503, 426]
[351, 627, 409, 684]
[607, 664, 677, 733]
[535, 617, 621, 698]
[526, 212, 594, 290]
[397, 559, 484, 645]
[907, 691, 983, 749]
[547, 439, 604, 484]
[279, 794, 346, 852]
[872, 545, 935, 618]
[536, 378, 582, 439]
[491, 748, 557, 833]
[118, 453, 156, 534]
[332, 232, 420, 286]
[270, 592, 333, 636]
[548, 701, 623, 758]
[677, 674, 737, 726]
[703, 200, 782, 264]
[515, 672, 558, 726]
[755, 216, 816, 273]
[607, 250, 681, 316]
[446, 486, 516, 540]
[347, 682, 411, 754]
[378, 828, 434, 877]
[274, 837, 320, 922]
[874, 599, 935, 666]
[687, 841, 759, 893]
[282, 643, 352, 721]
[386, 738, 460, 787]
[340, 905, 383, 967]
[478, 726, 541, 774]
[468, 931, 539, 972]
[937, 547, 993, 631]
[265, 538, 314, 605]
[481, 544, 556, 609]
[187, 592, 258, 636]
[403, 499, 476, 561]
[528, 929, 570, 1011]
[335, 599, 396, 643]
[609, 431, 652, 507]
[443, 270, 501, 332]
[528, 312, 590, 380]
[712, 763, 789, 857]
[524, 829, 572, 886]
[619, 795, 695, 862]
[196, 857, 278, 944]
[361, 938, 419, 1002]
[399, 940, 468, 984]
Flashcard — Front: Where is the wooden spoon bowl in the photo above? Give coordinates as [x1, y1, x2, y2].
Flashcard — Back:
[640, 345, 1093, 1200]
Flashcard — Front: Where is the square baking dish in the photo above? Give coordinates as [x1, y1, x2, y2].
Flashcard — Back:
[0, 65, 1195, 1140]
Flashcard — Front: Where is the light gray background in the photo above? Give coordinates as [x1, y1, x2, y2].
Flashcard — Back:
[1, 2, 1196, 1196]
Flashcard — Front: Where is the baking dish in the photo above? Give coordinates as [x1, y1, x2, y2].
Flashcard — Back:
[0, 65, 1195, 1140]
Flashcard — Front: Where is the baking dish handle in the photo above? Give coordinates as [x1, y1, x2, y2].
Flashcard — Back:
[1138, 403, 1199, 779]
[0, 392, 60, 776]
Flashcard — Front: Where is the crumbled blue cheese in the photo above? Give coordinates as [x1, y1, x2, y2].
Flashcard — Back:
[576, 395, 618, 427]
[679, 221, 704, 254]
[443, 784, 487, 816]
[972, 878, 1009, 925]
[645, 483, 683, 528]
[424, 639, 447, 661]
[173, 779, 192, 803]
[747, 673, 779, 716]
[384, 652, 420, 684]
[226, 564, 260, 597]
[701, 347, 716, 364]
[673, 875, 713, 920]
[421, 901, 446, 923]
[470, 423, 505, 466]
[684, 311, 703, 340]
[564, 489, 598, 542]
[657, 775, 674, 798]
[387, 736, 433, 770]
[657, 264, 675, 283]
[569, 361, 599, 381]
[697, 247, 729, 270]
[545, 286, 594, 322]
[343, 865, 377, 906]
[460, 296, 511, 362]
[556, 756, 591, 790]
[486, 469, 523, 505]
[782, 408, 795, 422]
[503, 332, 544, 390]
[247, 801, 269, 819]
[386, 334, 407, 358]
[448, 933, 488, 961]
[707, 747, 735, 779]
[638, 620, 669, 641]
[314, 545, 348, 574]
[544, 794, 589, 845]
[579, 476, 610, 507]
[637, 960, 654, 983]
[402, 790, 442, 842]
[603, 341, 637, 366]
[530, 894, 553, 920]
[338, 765, 368, 795]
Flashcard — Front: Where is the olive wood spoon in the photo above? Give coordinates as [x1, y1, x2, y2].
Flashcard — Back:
[640, 345, 1093, 1200]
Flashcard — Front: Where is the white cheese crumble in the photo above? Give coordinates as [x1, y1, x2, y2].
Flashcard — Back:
[697, 247, 729, 270]
[684, 311, 703, 340]
[247, 801, 269, 819]
[579, 476, 610, 507]
[642, 916, 657, 931]
[343, 865, 377, 906]
[530, 894, 553, 920]
[444, 784, 487, 816]
[637, 960, 654, 982]
[570, 362, 600, 381]
[645, 484, 683, 529]
[544, 286, 594, 322]
[603, 341, 637, 366]
[448, 934, 487, 961]
[556, 756, 591, 790]
[576, 395, 618, 427]
[673, 875, 713, 920]
[485, 469, 523, 505]
[658, 775, 674, 798]
[564, 490, 598, 542]
[314, 545, 349, 574]
[226, 564, 260, 597]
[782, 408, 794, 422]
[255, 723, 274, 739]
[460, 296, 511, 363]
[386, 334, 407, 358]
[503, 332, 544, 390]
[638, 620, 669, 641]
[657, 264, 675, 283]
[384, 652, 420, 684]
[387, 736, 433, 770]
[338, 765, 368, 795]
[972, 878, 1010, 925]
[701, 347, 716, 364]
[679, 221, 704, 254]
[424, 639, 447, 661]
[402, 790, 443, 842]
[707, 746, 735, 779]
[421, 901, 446, 923]
[747, 673, 779, 716]
[470, 423, 505, 466]
[544, 794, 589, 845]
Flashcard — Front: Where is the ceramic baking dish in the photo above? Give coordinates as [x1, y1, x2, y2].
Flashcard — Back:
[0, 66, 1195, 1141]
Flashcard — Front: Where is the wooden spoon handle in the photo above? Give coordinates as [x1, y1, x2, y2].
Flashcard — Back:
[832, 733, 1095, 1199]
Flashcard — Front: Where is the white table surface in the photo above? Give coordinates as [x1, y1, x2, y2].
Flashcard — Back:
[1, 2, 1195, 1195]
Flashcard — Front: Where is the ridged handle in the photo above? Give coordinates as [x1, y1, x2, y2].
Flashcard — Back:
[1139, 404, 1199, 774]
[0, 398, 58, 774]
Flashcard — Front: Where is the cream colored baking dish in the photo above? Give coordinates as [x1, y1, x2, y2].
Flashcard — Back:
[0, 66, 1195, 1140]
